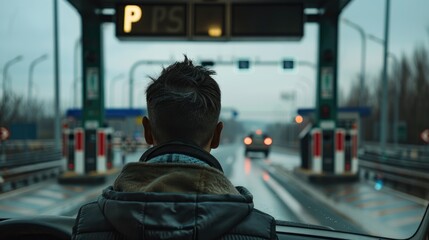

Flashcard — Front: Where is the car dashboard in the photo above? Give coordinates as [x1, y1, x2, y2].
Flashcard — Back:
[0, 207, 428, 240]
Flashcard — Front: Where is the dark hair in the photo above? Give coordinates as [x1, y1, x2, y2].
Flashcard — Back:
[145, 56, 221, 146]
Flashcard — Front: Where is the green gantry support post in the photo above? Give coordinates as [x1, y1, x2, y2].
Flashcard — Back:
[316, 11, 339, 128]
[81, 3, 105, 129]
[79, 3, 105, 174]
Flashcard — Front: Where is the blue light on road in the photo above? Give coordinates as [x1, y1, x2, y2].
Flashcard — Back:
[374, 180, 383, 191]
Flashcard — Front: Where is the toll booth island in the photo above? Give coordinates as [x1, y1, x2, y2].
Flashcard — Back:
[62, 0, 354, 181]
[296, 107, 371, 182]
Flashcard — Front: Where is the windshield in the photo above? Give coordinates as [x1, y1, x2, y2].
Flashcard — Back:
[0, 0, 428, 239]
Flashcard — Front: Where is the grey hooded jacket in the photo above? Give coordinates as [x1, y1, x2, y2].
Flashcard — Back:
[72, 143, 277, 240]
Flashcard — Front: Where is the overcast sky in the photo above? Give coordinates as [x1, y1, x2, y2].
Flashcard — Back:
[1, 0, 428, 122]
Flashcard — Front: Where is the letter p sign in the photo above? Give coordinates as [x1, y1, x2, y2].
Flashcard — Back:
[124, 5, 142, 33]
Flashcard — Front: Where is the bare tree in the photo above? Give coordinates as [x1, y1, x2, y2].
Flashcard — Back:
[345, 43, 429, 144]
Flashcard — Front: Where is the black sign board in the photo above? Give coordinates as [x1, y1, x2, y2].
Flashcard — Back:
[116, 2, 303, 40]
[232, 3, 303, 37]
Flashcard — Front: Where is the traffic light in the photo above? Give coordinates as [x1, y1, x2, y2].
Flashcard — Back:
[295, 115, 303, 124]
[282, 59, 294, 69]
[200, 60, 215, 67]
[320, 104, 331, 119]
[237, 60, 250, 69]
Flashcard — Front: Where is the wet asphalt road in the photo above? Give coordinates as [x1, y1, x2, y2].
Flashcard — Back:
[1, 143, 426, 239]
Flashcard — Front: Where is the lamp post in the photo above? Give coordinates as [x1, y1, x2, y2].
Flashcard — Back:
[28, 54, 48, 106]
[128, 60, 171, 108]
[74, 38, 81, 108]
[109, 74, 125, 107]
[379, 0, 391, 154]
[368, 33, 399, 146]
[280, 90, 297, 145]
[292, 75, 314, 108]
[280, 90, 297, 122]
[2, 55, 23, 96]
[342, 18, 367, 107]
[53, 0, 61, 150]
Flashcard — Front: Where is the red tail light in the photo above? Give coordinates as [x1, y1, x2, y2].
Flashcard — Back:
[264, 137, 273, 145]
[244, 137, 252, 145]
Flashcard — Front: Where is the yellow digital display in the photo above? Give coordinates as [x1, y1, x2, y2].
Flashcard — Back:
[116, 4, 187, 37]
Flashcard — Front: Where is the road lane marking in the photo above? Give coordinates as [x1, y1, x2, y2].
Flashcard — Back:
[0, 204, 37, 215]
[373, 204, 420, 217]
[388, 215, 423, 228]
[36, 189, 69, 199]
[16, 196, 56, 207]
[261, 170, 321, 226]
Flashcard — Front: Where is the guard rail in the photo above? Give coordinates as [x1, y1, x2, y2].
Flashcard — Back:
[0, 148, 64, 193]
[359, 152, 429, 199]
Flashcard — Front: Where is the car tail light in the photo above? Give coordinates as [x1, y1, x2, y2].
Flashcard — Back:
[244, 137, 252, 145]
[264, 137, 273, 146]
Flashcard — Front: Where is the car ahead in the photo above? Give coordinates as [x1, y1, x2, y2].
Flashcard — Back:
[244, 130, 273, 157]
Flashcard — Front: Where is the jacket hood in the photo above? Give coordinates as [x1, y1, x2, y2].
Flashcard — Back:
[113, 162, 239, 194]
[98, 186, 254, 240]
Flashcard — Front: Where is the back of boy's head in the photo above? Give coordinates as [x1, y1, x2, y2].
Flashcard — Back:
[145, 56, 221, 146]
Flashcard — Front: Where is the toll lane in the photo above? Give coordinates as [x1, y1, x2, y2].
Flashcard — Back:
[216, 144, 301, 222]
[255, 147, 428, 239]
[0, 151, 143, 218]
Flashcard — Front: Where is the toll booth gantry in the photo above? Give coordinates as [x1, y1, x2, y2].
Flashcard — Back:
[64, 0, 352, 179]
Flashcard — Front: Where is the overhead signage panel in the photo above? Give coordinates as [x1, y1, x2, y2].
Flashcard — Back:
[231, 3, 303, 38]
[116, 4, 187, 37]
[194, 4, 225, 37]
[116, 2, 303, 40]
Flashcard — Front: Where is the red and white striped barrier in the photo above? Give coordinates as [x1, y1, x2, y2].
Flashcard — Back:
[96, 128, 114, 173]
[311, 128, 322, 174]
[97, 130, 107, 173]
[350, 129, 358, 174]
[335, 129, 345, 174]
[74, 128, 84, 175]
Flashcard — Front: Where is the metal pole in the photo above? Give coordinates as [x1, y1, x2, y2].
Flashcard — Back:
[294, 76, 313, 107]
[74, 38, 81, 108]
[368, 34, 399, 146]
[110, 74, 124, 107]
[28, 54, 48, 106]
[129, 67, 134, 109]
[389, 54, 399, 146]
[342, 18, 366, 106]
[128, 60, 172, 108]
[380, 0, 391, 153]
[2, 56, 23, 96]
[342, 19, 367, 145]
[53, 0, 61, 150]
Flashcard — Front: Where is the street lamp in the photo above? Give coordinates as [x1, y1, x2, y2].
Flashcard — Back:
[377, 0, 392, 153]
[74, 38, 81, 108]
[292, 75, 314, 108]
[2, 55, 23, 96]
[28, 54, 48, 106]
[368, 33, 399, 145]
[109, 74, 125, 107]
[280, 90, 297, 121]
[342, 18, 367, 107]
[128, 60, 172, 108]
